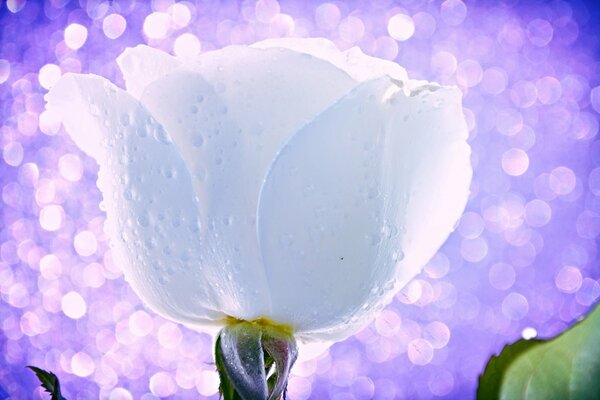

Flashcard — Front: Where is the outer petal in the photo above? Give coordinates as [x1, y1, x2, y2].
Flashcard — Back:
[257, 78, 396, 337]
[116, 45, 183, 98]
[385, 87, 472, 291]
[258, 79, 471, 341]
[45, 73, 225, 328]
[252, 38, 409, 84]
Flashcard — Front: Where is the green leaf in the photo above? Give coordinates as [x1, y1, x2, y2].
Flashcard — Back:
[27, 366, 67, 400]
[478, 303, 600, 400]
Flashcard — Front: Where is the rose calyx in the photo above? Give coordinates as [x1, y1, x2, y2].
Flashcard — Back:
[215, 319, 298, 400]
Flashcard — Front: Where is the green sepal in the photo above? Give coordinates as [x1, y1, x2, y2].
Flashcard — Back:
[265, 351, 277, 395]
[267, 371, 278, 395]
[215, 335, 243, 400]
[27, 366, 67, 400]
[217, 322, 268, 400]
[215, 320, 298, 400]
[262, 330, 298, 400]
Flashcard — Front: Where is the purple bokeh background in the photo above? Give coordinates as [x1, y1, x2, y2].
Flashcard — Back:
[1, 0, 600, 398]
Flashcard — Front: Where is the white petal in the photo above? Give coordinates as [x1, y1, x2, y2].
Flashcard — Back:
[258, 79, 471, 341]
[252, 38, 409, 83]
[257, 77, 396, 337]
[116, 45, 182, 98]
[140, 69, 272, 320]
[136, 46, 358, 318]
[188, 45, 356, 174]
[386, 86, 471, 290]
[45, 73, 226, 328]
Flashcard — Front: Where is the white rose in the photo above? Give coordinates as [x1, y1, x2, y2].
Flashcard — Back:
[46, 38, 471, 399]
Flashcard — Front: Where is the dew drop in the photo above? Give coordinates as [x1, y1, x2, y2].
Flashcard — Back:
[192, 134, 204, 147]
[171, 215, 182, 227]
[123, 188, 133, 200]
[367, 187, 380, 199]
[120, 113, 130, 126]
[381, 223, 398, 239]
[137, 214, 149, 227]
[136, 126, 148, 138]
[188, 219, 201, 232]
[303, 185, 315, 196]
[179, 251, 190, 267]
[161, 167, 176, 179]
[392, 250, 405, 262]
[250, 122, 264, 136]
[153, 128, 172, 144]
[195, 167, 206, 181]
[208, 219, 216, 231]
[89, 104, 100, 116]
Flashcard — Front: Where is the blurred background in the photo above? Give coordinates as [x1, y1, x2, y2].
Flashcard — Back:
[1, 0, 600, 398]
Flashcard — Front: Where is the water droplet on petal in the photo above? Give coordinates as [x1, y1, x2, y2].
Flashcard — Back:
[136, 126, 148, 137]
[137, 214, 149, 227]
[250, 122, 264, 136]
[192, 134, 204, 147]
[381, 223, 398, 239]
[153, 127, 172, 144]
[367, 187, 380, 199]
[120, 113, 130, 126]
[90, 104, 100, 116]
[392, 250, 405, 262]
[303, 185, 315, 197]
[161, 167, 176, 179]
